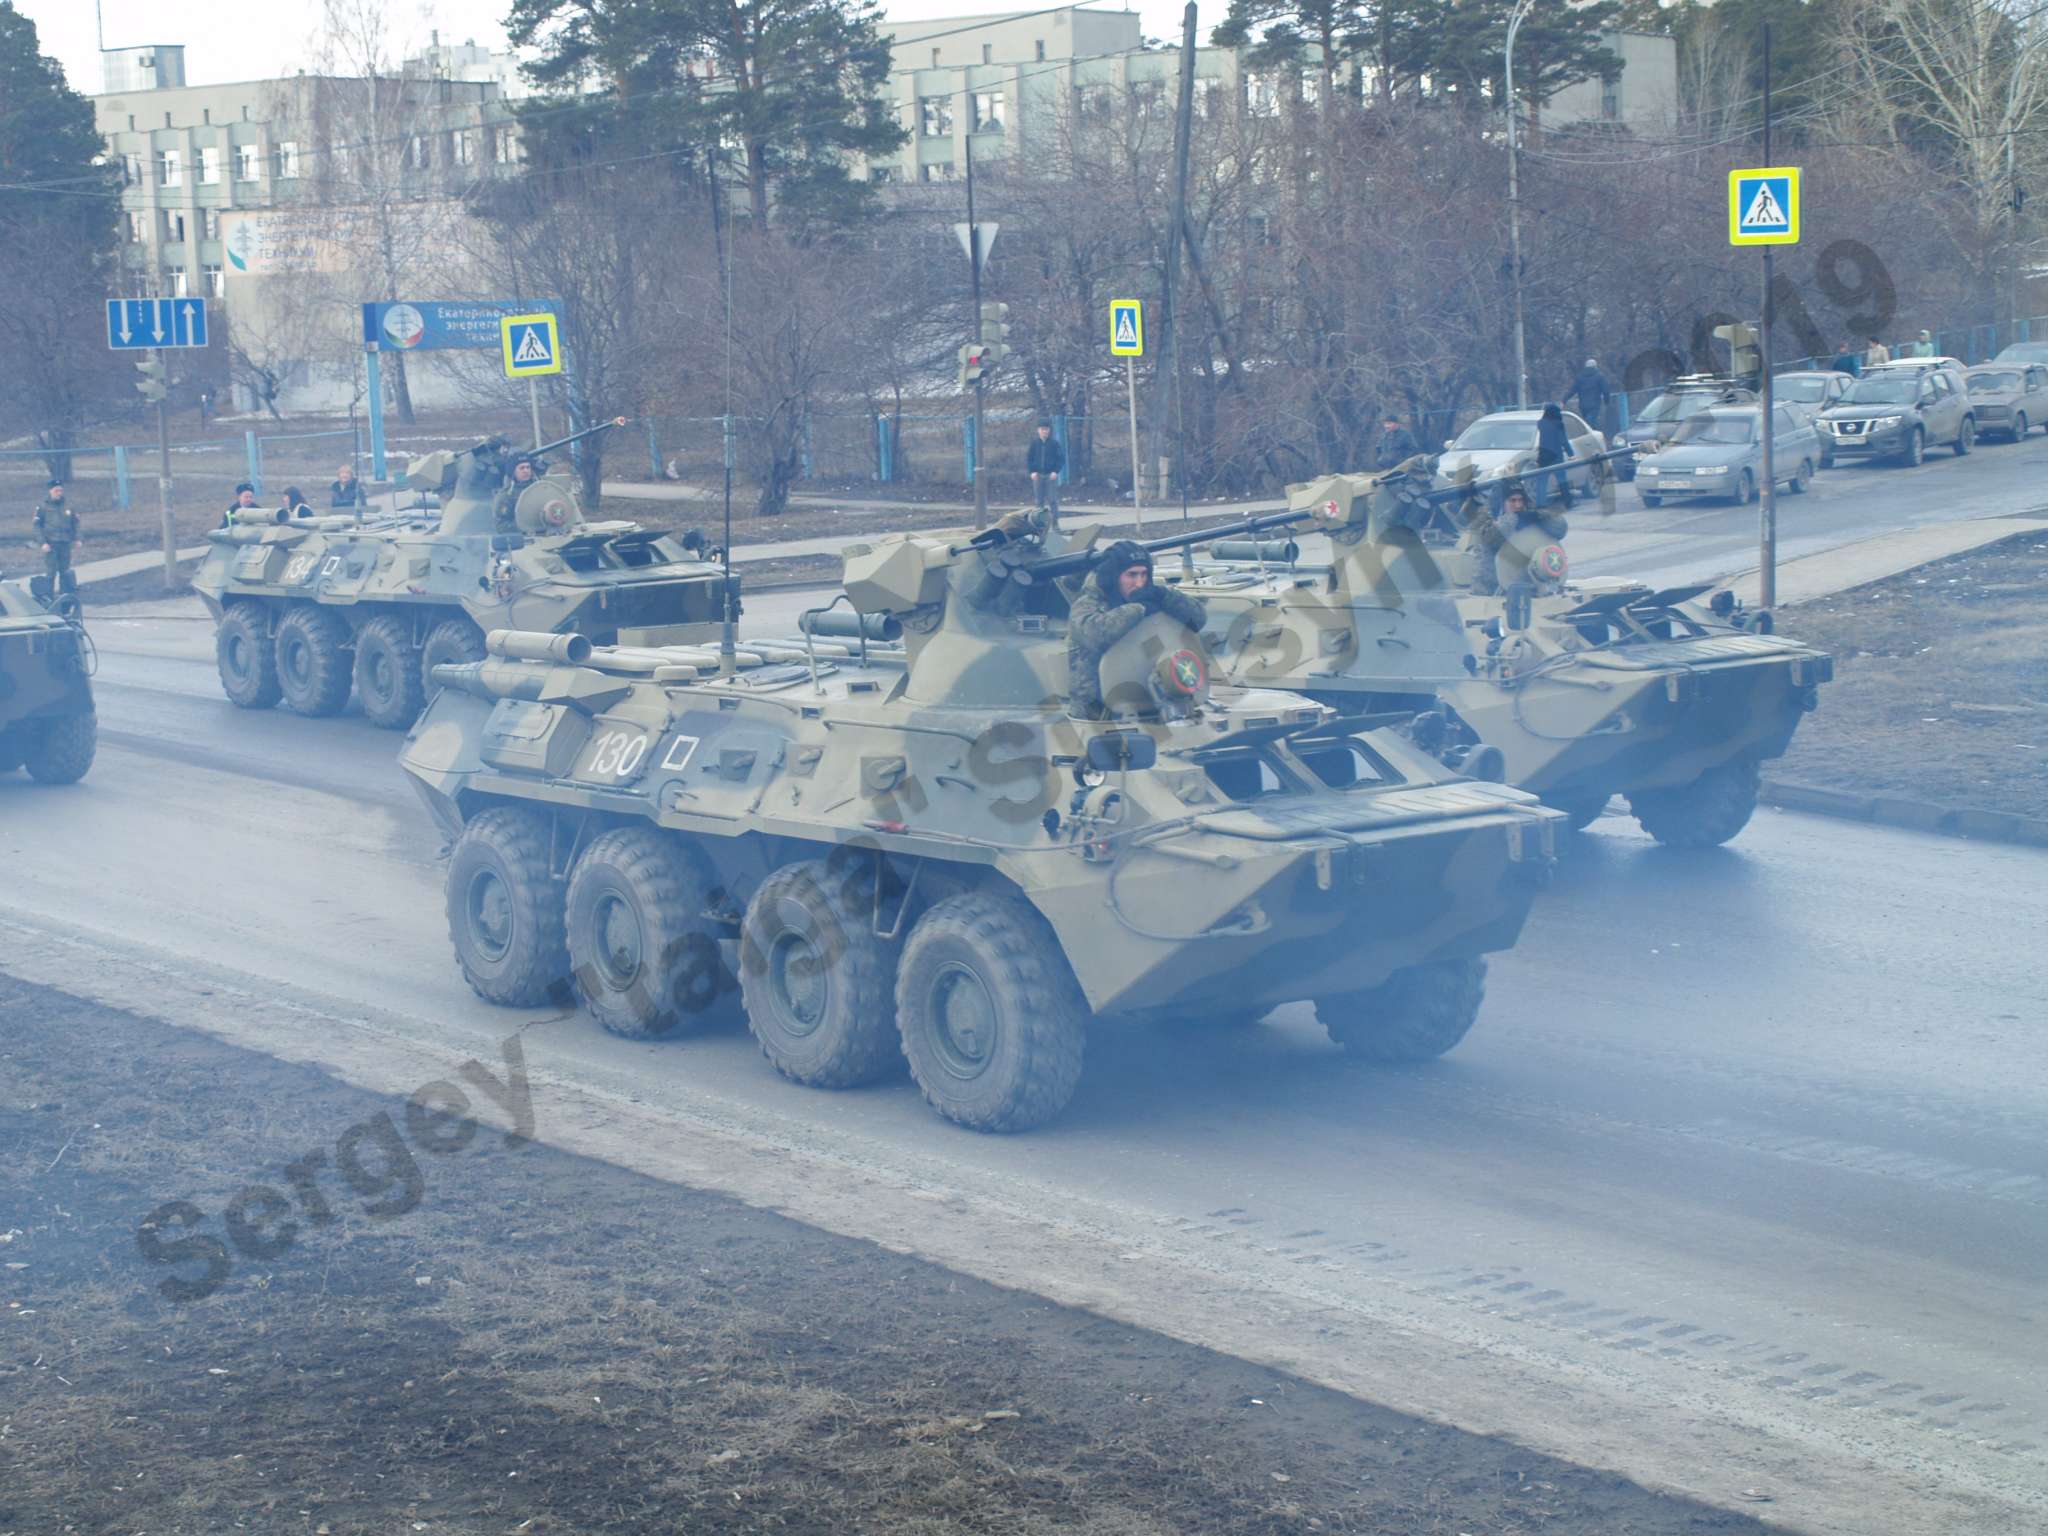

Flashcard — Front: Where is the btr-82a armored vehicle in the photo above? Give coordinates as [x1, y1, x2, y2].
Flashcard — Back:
[192, 422, 730, 730]
[1179, 467, 1833, 846]
[400, 517, 1562, 1133]
[0, 577, 96, 785]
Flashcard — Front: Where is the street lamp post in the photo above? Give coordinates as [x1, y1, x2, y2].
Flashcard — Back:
[1505, 0, 1535, 410]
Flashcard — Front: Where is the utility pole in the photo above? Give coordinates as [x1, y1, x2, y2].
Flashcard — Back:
[1505, 0, 1535, 410]
[1759, 24, 1777, 610]
[966, 136, 988, 523]
[708, 146, 738, 676]
[1162, 1, 1197, 554]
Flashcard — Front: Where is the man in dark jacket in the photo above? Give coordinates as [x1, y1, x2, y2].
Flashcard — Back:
[330, 463, 365, 509]
[1470, 482, 1568, 595]
[1569, 359, 1611, 434]
[1534, 402, 1576, 508]
[1373, 413, 1421, 470]
[494, 455, 541, 533]
[222, 482, 260, 527]
[1026, 422, 1065, 525]
[32, 480, 79, 596]
[1067, 539, 1207, 719]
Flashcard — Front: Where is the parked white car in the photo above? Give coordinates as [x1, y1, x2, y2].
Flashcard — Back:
[1433, 409, 1606, 504]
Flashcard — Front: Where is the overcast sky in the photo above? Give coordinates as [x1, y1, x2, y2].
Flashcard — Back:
[18, 0, 1184, 95]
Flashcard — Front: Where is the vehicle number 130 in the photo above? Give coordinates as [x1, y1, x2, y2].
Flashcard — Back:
[582, 728, 651, 781]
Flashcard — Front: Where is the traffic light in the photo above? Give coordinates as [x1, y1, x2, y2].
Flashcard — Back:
[1712, 321, 1761, 381]
[979, 301, 1010, 363]
[135, 355, 169, 404]
[957, 342, 989, 392]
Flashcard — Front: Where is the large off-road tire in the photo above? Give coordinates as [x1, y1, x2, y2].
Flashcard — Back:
[1626, 757, 1762, 848]
[446, 806, 568, 1007]
[215, 604, 282, 710]
[421, 616, 488, 692]
[1901, 427, 1924, 467]
[0, 728, 24, 773]
[1954, 415, 1975, 456]
[738, 858, 902, 1087]
[20, 713, 96, 785]
[353, 614, 426, 730]
[1542, 790, 1610, 832]
[274, 604, 353, 717]
[895, 891, 1087, 1133]
[568, 827, 735, 1039]
[1315, 957, 1487, 1063]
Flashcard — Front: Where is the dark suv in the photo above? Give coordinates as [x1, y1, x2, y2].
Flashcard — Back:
[1816, 359, 1974, 466]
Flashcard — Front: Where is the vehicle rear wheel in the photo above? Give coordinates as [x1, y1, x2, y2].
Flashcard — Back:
[739, 858, 902, 1088]
[1735, 469, 1756, 505]
[896, 891, 1087, 1133]
[1901, 427, 1924, 467]
[20, 714, 95, 785]
[446, 806, 569, 1007]
[1787, 458, 1813, 494]
[215, 604, 282, 709]
[353, 615, 425, 730]
[1316, 957, 1487, 1063]
[1954, 416, 1975, 455]
[1639, 491, 1663, 509]
[274, 605, 353, 716]
[569, 827, 735, 1039]
[2014, 413, 2029, 442]
[1542, 790, 1610, 832]
[1626, 758, 1761, 848]
[421, 616, 488, 691]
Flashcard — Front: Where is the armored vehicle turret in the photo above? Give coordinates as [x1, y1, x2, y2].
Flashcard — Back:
[0, 577, 96, 785]
[1178, 467, 1834, 845]
[401, 518, 1562, 1133]
[191, 421, 730, 730]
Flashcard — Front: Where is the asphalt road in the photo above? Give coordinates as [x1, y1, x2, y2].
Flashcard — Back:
[5, 442, 2046, 1535]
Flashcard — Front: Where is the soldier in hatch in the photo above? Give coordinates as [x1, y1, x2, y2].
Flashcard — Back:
[1067, 539, 1207, 719]
[1466, 482, 1567, 596]
[493, 454, 540, 533]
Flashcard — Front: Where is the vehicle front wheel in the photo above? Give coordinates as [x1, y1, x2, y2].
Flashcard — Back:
[1954, 416, 1975, 455]
[1734, 469, 1756, 505]
[896, 891, 1087, 1133]
[1787, 458, 1813, 494]
[1639, 491, 1663, 509]
[1542, 790, 1610, 832]
[1626, 758, 1762, 848]
[739, 858, 902, 1087]
[1316, 957, 1487, 1063]
[21, 713, 96, 785]
[445, 806, 569, 1007]
[1900, 427, 1925, 467]
[274, 604, 353, 716]
[353, 615, 425, 730]
[569, 827, 735, 1039]
[2014, 413, 2029, 443]
[215, 604, 282, 709]
[421, 617, 488, 690]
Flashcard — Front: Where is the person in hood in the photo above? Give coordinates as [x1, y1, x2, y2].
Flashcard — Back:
[222, 482, 260, 528]
[1066, 539, 1207, 719]
[32, 479, 79, 596]
[1534, 402, 1576, 508]
[1569, 359, 1611, 433]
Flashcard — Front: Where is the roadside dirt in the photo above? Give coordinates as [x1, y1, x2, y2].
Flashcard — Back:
[1775, 530, 2048, 822]
[0, 973, 1765, 1536]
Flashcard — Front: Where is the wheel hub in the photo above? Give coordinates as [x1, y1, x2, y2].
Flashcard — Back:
[591, 891, 644, 989]
[466, 868, 513, 961]
[768, 929, 828, 1035]
[929, 961, 998, 1080]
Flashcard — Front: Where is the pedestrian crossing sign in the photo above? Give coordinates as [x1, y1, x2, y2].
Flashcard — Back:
[500, 312, 563, 377]
[1110, 299, 1144, 357]
[1728, 167, 1800, 246]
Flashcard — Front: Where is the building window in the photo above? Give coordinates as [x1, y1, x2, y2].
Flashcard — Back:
[870, 164, 899, 183]
[168, 266, 189, 297]
[201, 208, 221, 239]
[121, 151, 144, 184]
[1035, 40, 1046, 61]
[1192, 77, 1221, 118]
[125, 210, 148, 243]
[276, 141, 300, 178]
[919, 162, 955, 182]
[162, 210, 186, 242]
[405, 134, 431, 170]
[973, 91, 1006, 133]
[199, 145, 221, 184]
[453, 129, 476, 166]
[1601, 78, 1620, 119]
[982, 44, 992, 64]
[920, 95, 954, 137]
[1076, 85, 1115, 118]
[203, 263, 224, 296]
[158, 149, 183, 186]
[202, 108, 211, 125]
[931, 47, 940, 66]
[492, 125, 523, 163]
[235, 142, 260, 180]
[1246, 74, 1282, 117]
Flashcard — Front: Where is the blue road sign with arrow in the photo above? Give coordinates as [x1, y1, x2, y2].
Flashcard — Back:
[106, 297, 209, 349]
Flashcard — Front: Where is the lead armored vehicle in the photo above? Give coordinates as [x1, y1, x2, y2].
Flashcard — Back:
[0, 577, 96, 785]
[1181, 468, 1833, 845]
[192, 422, 729, 729]
[401, 520, 1562, 1133]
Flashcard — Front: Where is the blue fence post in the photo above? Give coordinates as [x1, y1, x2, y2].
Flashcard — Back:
[646, 420, 661, 479]
[963, 414, 976, 484]
[1054, 413, 1071, 485]
[112, 445, 131, 511]
[244, 429, 260, 495]
[1616, 395, 1630, 432]
[876, 416, 891, 482]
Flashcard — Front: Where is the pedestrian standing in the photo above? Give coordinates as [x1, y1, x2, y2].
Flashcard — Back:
[1569, 358, 1612, 436]
[1913, 329, 1935, 358]
[1373, 413, 1421, 470]
[1535, 402, 1576, 508]
[1830, 341, 1862, 378]
[1026, 421, 1065, 525]
[330, 463, 365, 509]
[32, 478, 79, 598]
[1865, 335, 1891, 367]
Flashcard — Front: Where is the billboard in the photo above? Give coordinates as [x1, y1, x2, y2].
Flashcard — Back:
[361, 299, 563, 352]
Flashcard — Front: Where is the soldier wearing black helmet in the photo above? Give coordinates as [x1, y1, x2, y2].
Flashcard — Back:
[32, 479, 78, 598]
[1066, 539, 1207, 719]
[493, 454, 541, 533]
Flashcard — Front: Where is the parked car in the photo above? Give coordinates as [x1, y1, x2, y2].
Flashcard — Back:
[1994, 340, 2048, 366]
[1816, 359, 1974, 466]
[1962, 362, 2048, 441]
[1433, 408, 1606, 504]
[1634, 404, 1821, 507]
[1770, 370, 1854, 466]
[1615, 376, 1755, 480]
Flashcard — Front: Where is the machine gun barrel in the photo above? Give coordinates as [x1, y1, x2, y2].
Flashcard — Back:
[1018, 507, 1307, 584]
[527, 415, 629, 460]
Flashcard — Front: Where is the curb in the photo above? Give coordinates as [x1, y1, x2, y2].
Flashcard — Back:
[1760, 779, 2048, 850]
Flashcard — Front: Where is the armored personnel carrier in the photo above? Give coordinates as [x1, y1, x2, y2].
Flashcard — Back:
[192, 422, 730, 730]
[400, 519, 1563, 1133]
[0, 577, 96, 785]
[1180, 468, 1833, 846]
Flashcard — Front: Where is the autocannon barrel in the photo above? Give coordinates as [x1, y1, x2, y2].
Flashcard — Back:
[485, 629, 592, 664]
[1209, 538, 1301, 563]
[429, 659, 552, 701]
[798, 609, 904, 642]
[1018, 507, 1306, 584]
